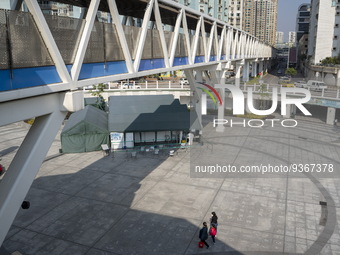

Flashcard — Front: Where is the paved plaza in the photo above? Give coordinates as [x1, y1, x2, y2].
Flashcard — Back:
[1, 115, 340, 255]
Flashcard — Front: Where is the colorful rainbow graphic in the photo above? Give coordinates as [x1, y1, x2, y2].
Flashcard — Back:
[196, 82, 223, 105]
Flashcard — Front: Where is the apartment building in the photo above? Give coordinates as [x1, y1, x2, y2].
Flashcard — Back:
[253, 0, 277, 45]
[228, 0, 243, 28]
[288, 31, 296, 46]
[308, 0, 339, 64]
[174, 0, 229, 23]
[228, 0, 277, 45]
[276, 31, 284, 44]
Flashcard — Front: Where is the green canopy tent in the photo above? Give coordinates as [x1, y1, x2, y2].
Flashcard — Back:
[61, 105, 109, 153]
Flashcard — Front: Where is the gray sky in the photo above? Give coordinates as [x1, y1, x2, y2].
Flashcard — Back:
[277, 0, 311, 42]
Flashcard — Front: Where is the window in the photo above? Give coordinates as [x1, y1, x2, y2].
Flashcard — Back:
[333, 47, 337, 51]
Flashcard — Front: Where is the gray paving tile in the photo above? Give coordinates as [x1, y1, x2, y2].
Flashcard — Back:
[2, 116, 340, 254]
[94, 210, 200, 255]
[205, 190, 286, 233]
[12, 187, 70, 228]
[132, 181, 217, 220]
[76, 173, 157, 206]
[32, 166, 105, 195]
[3, 229, 89, 255]
[26, 197, 128, 246]
[185, 224, 284, 254]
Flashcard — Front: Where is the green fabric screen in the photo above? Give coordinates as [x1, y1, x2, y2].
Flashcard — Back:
[61, 105, 109, 153]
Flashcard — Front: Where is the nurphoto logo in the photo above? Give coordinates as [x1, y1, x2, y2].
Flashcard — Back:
[211, 84, 312, 128]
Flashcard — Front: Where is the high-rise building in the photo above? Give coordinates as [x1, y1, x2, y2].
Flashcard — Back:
[288, 31, 296, 45]
[174, 0, 229, 23]
[243, 0, 255, 34]
[37, 0, 81, 17]
[229, 0, 277, 45]
[276, 31, 284, 44]
[295, 4, 310, 68]
[228, 0, 244, 28]
[296, 4, 311, 43]
[308, 0, 339, 64]
[253, 0, 278, 45]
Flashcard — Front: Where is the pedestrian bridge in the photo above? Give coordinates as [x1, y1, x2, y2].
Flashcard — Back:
[0, 0, 273, 247]
[0, 0, 272, 101]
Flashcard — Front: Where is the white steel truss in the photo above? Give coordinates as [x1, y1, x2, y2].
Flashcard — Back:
[1, 0, 272, 103]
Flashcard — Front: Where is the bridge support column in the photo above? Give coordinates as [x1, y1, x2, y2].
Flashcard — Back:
[337, 69, 340, 87]
[201, 93, 207, 115]
[184, 69, 203, 134]
[235, 61, 243, 87]
[263, 61, 267, 73]
[326, 107, 336, 125]
[258, 61, 264, 77]
[216, 71, 226, 132]
[243, 61, 250, 82]
[0, 110, 67, 246]
[283, 104, 292, 118]
[251, 61, 257, 77]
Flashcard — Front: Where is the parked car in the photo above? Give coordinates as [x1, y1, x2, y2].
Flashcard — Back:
[294, 81, 306, 88]
[277, 69, 284, 75]
[225, 70, 235, 78]
[120, 83, 141, 89]
[278, 76, 293, 87]
[179, 78, 189, 85]
[279, 76, 291, 83]
[294, 80, 327, 91]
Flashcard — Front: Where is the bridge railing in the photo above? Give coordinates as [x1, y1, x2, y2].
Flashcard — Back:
[240, 83, 340, 100]
[83, 80, 191, 91]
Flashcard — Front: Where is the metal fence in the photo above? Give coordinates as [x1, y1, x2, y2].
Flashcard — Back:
[0, 8, 206, 70]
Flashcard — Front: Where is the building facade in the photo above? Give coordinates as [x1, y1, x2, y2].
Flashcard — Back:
[228, 0, 277, 45]
[253, 0, 278, 45]
[296, 3, 311, 43]
[288, 31, 296, 45]
[308, 0, 338, 64]
[243, 0, 255, 34]
[37, 0, 81, 17]
[276, 31, 284, 44]
[228, 0, 244, 28]
[174, 0, 229, 23]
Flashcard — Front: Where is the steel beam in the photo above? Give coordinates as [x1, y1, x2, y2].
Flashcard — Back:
[71, 0, 100, 83]
[0, 94, 67, 246]
[25, 0, 72, 84]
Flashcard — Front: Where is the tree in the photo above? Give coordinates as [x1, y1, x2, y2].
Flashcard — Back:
[285, 67, 297, 77]
[90, 83, 106, 111]
[321, 53, 340, 65]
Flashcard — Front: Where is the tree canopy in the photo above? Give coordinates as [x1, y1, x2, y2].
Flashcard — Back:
[285, 67, 297, 76]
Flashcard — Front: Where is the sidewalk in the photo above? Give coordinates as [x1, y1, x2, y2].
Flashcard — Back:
[0, 116, 340, 254]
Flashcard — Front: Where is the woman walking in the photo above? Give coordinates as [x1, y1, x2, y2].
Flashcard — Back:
[210, 211, 218, 229]
[199, 222, 209, 249]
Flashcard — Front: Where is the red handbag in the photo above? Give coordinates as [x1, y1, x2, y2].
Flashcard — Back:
[210, 227, 217, 236]
[198, 241, 204, 248]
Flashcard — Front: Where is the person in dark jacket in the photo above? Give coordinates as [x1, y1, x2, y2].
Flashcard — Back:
[199, 222, 209, 248]
[210, 211, 218, 229]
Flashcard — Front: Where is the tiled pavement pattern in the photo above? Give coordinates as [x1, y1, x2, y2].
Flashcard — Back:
[0, 115, 340, 255]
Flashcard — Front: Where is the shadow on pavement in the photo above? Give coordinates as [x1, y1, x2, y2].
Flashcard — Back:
[1, 149, 243, 255]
